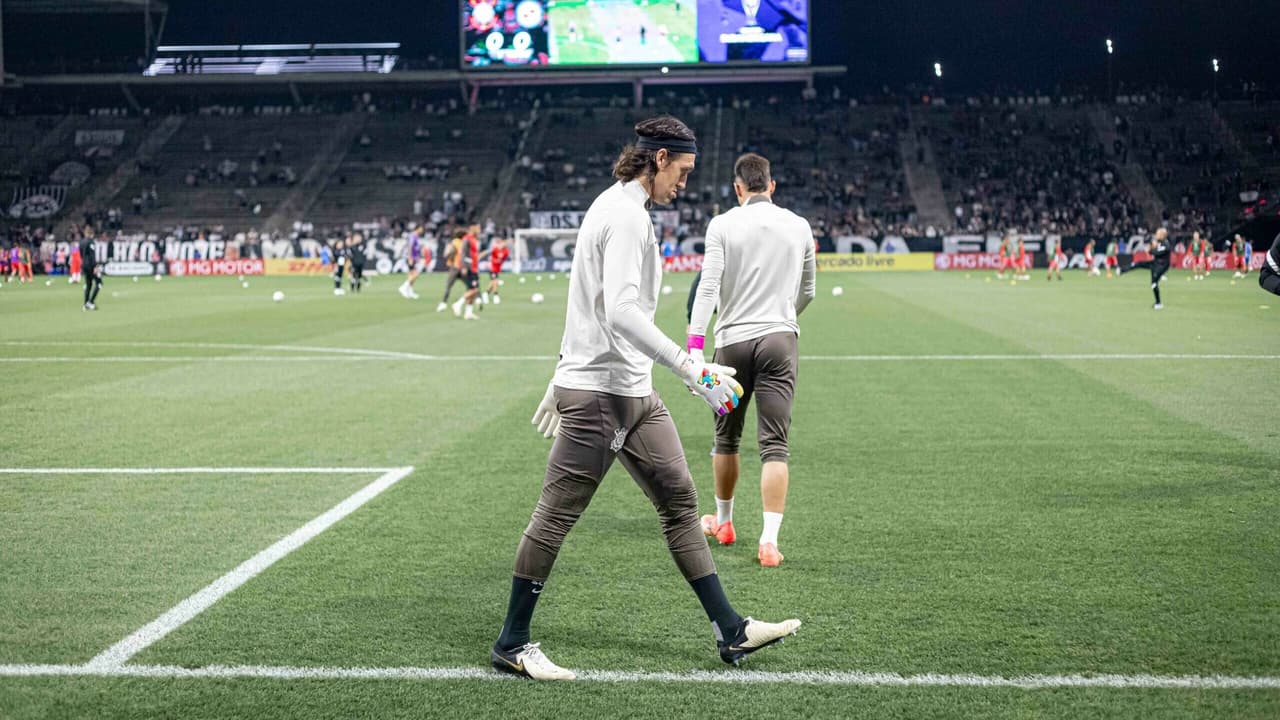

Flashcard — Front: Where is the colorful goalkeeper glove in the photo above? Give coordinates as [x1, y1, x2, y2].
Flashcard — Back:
[677, 354, 743, 417]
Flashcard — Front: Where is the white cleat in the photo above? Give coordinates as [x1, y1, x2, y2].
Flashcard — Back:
[334, 288, 345, 296]
[464, 310, 479, 321]
[1153, 303, 1164, 310]
[492, 295, 501, 305]
[718, 617, 802, 666]
[490, 642, 576, 681]
[452, 301, 464, 317]
[436, 302, 447, 312]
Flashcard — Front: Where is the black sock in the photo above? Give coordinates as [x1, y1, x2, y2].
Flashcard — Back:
[90, 281, 101, 303]
[689, 574, 743, 643]
[496, 576, 544, 651]
[1153, 284, 1161, 304]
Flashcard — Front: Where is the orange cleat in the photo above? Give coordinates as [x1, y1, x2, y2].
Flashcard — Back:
[700, 514, 736, 545]
[757, 542, 783, 567]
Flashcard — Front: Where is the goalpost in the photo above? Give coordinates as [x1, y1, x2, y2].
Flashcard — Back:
[512, 228, 579, 274]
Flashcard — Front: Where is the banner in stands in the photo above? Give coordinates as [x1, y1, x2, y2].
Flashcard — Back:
[1172, 252, 1265, 271]
[168, 259, 264, 277]
[529, 210, 680, 231]
[74, 130, 126, 147]
[8, 185, 67, 219]
[815, 253, 935, 272]
[263, 258, 333, 276]
[50, 161, 92, 187]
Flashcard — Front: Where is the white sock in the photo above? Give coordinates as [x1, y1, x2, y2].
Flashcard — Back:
[760, 512, 783, 546]
[715, 497, 734, 525]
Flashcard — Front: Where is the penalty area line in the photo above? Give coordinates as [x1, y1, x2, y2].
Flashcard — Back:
[79, 466, 414, 670]
[0, 663, 1277, 690]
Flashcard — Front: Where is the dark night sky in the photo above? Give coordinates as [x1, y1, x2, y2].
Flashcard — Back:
[157, 1, 1274, 92]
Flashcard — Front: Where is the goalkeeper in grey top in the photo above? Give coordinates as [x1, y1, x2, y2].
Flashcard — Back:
[688, 152, 817, 569]
[490, 117, 801, 681]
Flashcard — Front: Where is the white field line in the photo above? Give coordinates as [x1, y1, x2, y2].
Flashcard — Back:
[0, 356, 554, 362]
[1, 339, 1276, 364]
[0, 663, 1277, 690]
[0, 467, 403, 475]
[81, 466, 414, 670]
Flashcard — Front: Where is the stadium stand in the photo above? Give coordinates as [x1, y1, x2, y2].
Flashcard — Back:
[925, 104, 1146, 237]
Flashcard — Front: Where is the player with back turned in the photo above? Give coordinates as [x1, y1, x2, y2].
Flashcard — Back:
[80, 234, 103, 310]
[688, 152, 816, 568]
[1121, 227, 1172, 309]
[491, 116, 800, 682]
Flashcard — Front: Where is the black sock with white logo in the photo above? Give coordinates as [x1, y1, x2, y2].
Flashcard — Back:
[690, 574, 743, 644]
[496, 576, 544, 652]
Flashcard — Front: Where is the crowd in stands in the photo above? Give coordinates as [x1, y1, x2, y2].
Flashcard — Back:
[930, 106, 1146, 238]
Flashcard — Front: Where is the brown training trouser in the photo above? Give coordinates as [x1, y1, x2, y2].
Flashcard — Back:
[514, 387, 716, 583]
[712, 331, 798, 463]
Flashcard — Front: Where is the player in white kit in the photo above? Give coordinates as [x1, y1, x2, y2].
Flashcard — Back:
[490, 117, 801, 681]
[688, 153, 816, 568]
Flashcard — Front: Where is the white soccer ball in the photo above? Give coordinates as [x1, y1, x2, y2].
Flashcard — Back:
[45, 280, 52, 286]
[662, 285, 673, 295]
[242, 281, 250, 289]
[133, 276, 139, 283]
[536, 275, 543, 282]
[519, 277, 526, 284]
[154, 274, 161, 281]
[499, 279, 505, 286]
[238, 275, 245, 282]
[832, 286, 844, 297]
[550, 274, 557, 281]
[531, 292, 545, 304]
[272, 291, 285, 303]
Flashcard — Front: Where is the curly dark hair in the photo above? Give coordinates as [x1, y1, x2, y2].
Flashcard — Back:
[612, 115, 697, 183]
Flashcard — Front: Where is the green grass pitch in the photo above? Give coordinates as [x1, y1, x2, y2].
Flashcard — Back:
[1, 269, 1278, 718]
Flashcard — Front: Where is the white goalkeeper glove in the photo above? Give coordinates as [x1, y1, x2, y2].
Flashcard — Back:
[531, 382, 561, 438]
[676, 354, 743, 417]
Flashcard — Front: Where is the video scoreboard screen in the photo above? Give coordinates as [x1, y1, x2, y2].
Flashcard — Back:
[461, 0, 809, 69]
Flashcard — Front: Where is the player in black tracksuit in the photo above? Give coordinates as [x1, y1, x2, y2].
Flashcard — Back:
[80, 237, 103, 310]
[348, 233, 366, 293]
[332, 239, 347, 295]
[1260, 233, 1280, 297]
[1123, 228, 1172, 309]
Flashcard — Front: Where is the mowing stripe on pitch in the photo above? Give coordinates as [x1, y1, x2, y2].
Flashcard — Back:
[82, 466, 415, 670]
[0, 663, 1277, 690]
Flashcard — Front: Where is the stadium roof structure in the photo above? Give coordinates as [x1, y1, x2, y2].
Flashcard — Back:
[10, 62, 846, 112]
[5, 0, 166, 13]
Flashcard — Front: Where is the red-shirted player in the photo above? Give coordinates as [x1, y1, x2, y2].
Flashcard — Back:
[1083, 239, 1099, 276]
[482, 236, 511, 306]
[997, 236, 1013, 279]
[1016, 236, 1029, 279]
[450, 223, 483, 320]
[69, 242, 83, 284]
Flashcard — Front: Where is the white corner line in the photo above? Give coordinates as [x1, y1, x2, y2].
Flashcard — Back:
[80, 466, 415, 670]
[0, 663, 1277, 690]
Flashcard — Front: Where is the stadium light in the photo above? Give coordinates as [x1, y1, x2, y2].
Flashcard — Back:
[1212, 57, 1220, 73]
[1106, 38, 1113, 55]
[933, 62, 942, 79]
